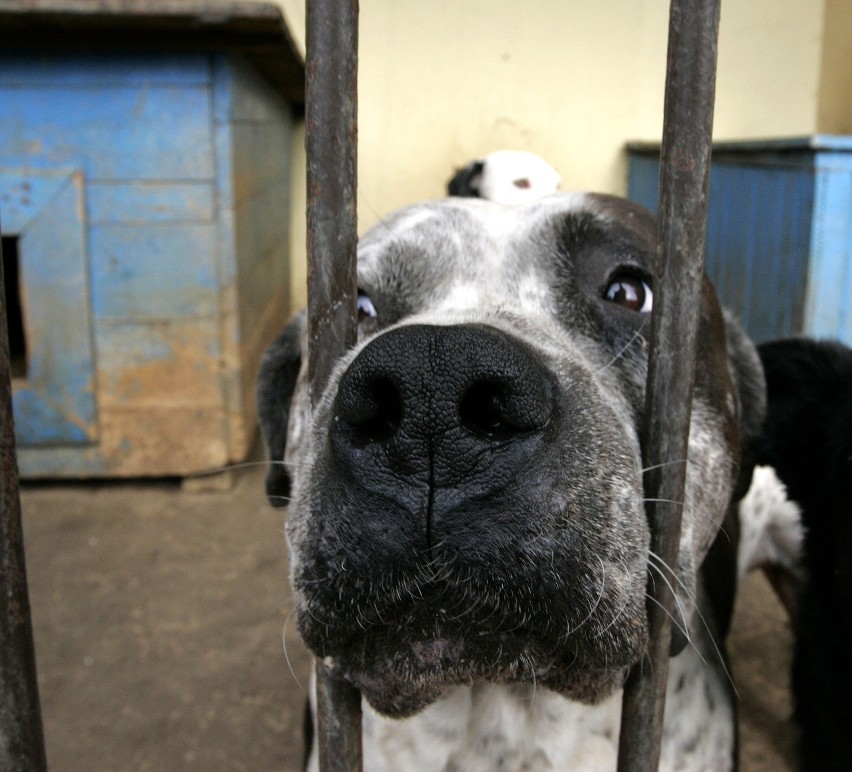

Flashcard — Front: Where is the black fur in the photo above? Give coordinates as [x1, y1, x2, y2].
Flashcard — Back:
[447, 160, 485, 198]
[256, 311, 305, 506]
[756, 338, 852, 771]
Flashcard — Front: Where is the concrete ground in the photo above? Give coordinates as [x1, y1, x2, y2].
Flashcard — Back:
[19, 459, 798, 771]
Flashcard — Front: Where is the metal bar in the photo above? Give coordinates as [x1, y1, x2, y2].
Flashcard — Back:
[305, 0, 362, 770]
[617, 0, 721, 769]
[0, 229, 48, 770]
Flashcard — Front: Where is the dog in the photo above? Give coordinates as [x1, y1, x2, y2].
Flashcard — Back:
[257, 193, 765, 770]
[447, 150, 561, 206]
[740, 338, 852, 771]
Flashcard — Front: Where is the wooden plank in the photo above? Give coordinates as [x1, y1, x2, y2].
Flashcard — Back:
[807, 151, 852, 343]
[213, 54, 294, 461]
[94, 319, 223, 410]
[11, 390, 90, 446]
[15, 171, 97, 445]
[88, 182, 216, 225]
[97, 405, 230, 474]
[17, 405, 230, 477]
[0, 52, 210, 85]
[89, 223, 219, 319]
[0, 169, 74, 234]
[0, 79, 215, 181]
[213, 54, 293, 125]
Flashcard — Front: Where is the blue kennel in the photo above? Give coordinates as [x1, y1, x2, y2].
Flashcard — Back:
[628, 136, 852, 346]
[0, 2, 304, 477]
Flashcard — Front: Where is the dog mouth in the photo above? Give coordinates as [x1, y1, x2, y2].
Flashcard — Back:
[332, 633, 549, 717]
[314, 622, 637, 718]
[295, 549, 649, 718]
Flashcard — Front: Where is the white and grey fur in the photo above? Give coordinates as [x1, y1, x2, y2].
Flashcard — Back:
[447, 150, 561, 206]
[257, 193, 765, 770]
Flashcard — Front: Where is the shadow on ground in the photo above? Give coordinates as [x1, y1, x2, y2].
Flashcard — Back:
[20, 461, 797, 770]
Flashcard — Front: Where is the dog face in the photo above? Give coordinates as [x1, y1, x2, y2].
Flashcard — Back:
[258, 193, 763, 719]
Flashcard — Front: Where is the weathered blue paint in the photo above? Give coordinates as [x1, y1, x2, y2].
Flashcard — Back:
[0, 86, 215, 180]
[0, 168, 76, 232]
[89, 223, 220, 319]
[88, 182, 216, 224]
[211, 54, 294, 457]
[806, 149, 852, 342]
[0, 52, 294, 477]
[628, 136, 852, 345]
[0, 169, 98, 446]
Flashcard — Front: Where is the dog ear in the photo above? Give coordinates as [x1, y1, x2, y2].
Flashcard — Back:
[723, 312, 767, 501]
[689, 313, 767, 653]
[256, 310, 306, 507]
[447, 160, 485, 197]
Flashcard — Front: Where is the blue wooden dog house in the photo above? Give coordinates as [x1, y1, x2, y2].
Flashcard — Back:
[0, 1, 304, 477]
[629, 136, 852, 346]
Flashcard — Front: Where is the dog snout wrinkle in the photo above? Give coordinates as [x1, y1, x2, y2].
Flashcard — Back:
[333, 324, 554, 490]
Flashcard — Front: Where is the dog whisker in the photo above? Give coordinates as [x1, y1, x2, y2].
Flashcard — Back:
[282, 605, 304, 690]
[640, 459, 689, 474]
[645, 561, 693, 649]
[184, 458, 297, 480]
[647, 551, 739, 696]
[592, 320, 649, 376]
[567, 556, 608, 640]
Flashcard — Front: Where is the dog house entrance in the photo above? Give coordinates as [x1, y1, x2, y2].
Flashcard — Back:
[1, 235, 26, 379]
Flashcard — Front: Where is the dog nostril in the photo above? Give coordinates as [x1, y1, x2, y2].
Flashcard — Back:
[344, 377, 403, 444]
[460, 381, 524, 440]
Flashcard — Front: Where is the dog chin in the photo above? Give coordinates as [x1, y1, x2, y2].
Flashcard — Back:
[312, 629, 641, 719]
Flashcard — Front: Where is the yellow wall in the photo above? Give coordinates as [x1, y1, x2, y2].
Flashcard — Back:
[274, 0, 837, 311]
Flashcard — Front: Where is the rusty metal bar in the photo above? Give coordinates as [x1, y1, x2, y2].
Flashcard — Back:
[0, 229, 48, 770]
[305, 0, 362, 769]
[617, 0, 721, 769]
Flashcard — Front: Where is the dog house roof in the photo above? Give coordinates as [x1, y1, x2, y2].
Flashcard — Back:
[0, 0, 304, 108]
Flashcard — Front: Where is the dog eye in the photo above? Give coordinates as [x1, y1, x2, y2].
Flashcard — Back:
[604, 275, 653, 313]
[357, 289, 378, 320]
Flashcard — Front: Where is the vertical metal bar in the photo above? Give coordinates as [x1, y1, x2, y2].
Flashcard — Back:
[617, 0, 721, 769]
[0, 229, 48, 770]
[305, 0, 362, 770]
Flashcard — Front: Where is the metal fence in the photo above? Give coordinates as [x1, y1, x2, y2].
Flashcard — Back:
[302, 0, 721, 769]
[0, 0, 720, 768]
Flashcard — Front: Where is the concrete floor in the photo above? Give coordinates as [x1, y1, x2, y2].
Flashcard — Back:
[19, 461, 798, 771]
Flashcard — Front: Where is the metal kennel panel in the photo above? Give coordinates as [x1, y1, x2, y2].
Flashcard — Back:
[302, 0, 721, 769]
[0, 0, 720, 767]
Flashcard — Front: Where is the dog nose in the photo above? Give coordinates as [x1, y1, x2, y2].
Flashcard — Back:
[332, 324, 554, 485]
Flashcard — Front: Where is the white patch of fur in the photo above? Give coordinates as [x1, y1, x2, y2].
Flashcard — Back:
[306, 644, 732, 771]
[434, 282, 484, 314]
[476, 150, 561, 206]
[737, 465, 804, 578]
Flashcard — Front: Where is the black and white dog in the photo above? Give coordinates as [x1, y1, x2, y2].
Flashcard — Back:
[258, 194, 765, 770]
[739, 338, 852, 771]
[447, 150, 561, 206]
